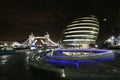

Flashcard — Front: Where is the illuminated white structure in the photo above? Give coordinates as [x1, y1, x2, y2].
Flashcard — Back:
[105, 34, 120, 46]
[105, 36, 116, 45]
[60, 15, 99, 48]
[11, 33, 58, 49]
[26, 32, 58, 47]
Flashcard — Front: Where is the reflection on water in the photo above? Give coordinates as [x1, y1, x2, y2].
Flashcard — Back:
[0, 55, 11, 64]
[0, 50, 120, 80]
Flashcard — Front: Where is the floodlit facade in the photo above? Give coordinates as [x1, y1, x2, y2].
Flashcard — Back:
[60, 15, 99, 48]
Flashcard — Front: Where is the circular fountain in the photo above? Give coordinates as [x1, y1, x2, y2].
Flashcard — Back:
[45, 49, 114, 67]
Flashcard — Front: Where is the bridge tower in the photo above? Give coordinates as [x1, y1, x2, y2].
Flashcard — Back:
[28, 32, 35, 47]
[44, 32, 50, 46]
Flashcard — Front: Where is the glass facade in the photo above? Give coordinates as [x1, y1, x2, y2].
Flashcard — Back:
[60, 15, 99, 48]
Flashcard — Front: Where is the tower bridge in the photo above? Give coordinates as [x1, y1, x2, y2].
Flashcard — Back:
[12, 32, 59, 49]
[28, 32, 58, 47]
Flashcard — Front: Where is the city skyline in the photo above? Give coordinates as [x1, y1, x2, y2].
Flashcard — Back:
[0, 0, 119, 44]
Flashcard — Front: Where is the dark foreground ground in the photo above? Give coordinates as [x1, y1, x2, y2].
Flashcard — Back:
[0, 50, 120, 80]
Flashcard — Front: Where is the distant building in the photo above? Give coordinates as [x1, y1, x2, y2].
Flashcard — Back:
[103, 34, 120, 49]
[60, 15, 99, 48]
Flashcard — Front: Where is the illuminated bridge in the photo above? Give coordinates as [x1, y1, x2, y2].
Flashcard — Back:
[12, 33, 58, 49]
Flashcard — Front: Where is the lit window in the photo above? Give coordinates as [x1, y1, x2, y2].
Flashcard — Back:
[67, 23, 99, 27]
[63, 39, 94, 42]
[66, 26, 98, 30]
[64, 30, 97, 34]
[65, 35, 96, 38]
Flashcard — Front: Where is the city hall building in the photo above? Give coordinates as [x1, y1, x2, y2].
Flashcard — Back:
[60, 15, 99, 48]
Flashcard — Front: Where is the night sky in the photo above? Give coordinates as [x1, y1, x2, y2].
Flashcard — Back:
[0, 0, 119, 44]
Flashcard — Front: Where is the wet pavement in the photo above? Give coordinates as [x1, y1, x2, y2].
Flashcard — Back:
[0, 50, 120, 80]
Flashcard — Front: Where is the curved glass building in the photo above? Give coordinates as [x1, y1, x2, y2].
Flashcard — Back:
[60, 15, 99, 48]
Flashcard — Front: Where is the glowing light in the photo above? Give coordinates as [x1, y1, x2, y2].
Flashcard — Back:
[45, 49, 114, 68]
[66, 26, 98, 30]
[65, 34, 96, 38]
[79, 17, 97, 20]
[103, 18, 107, 21]
[72, 20, 99, 24]
[63, 39, 95, 42]
[46, 56, 114, 68]
[64, 30, 97, 34]
[61, 69, 66, 77]
[111, 36, 115, 40]
[54, 49, 111, 53]
[67, 23, 99, 27]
